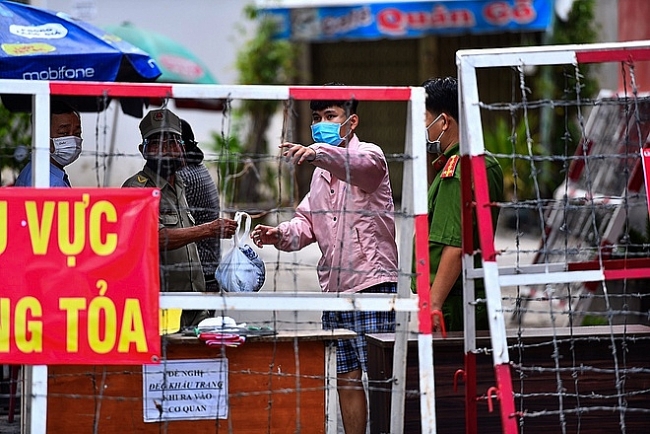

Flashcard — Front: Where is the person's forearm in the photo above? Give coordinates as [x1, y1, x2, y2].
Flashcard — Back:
[159, 223, 216, 251]
[312, 145, 386, 192]
[429, 245, 463, 310]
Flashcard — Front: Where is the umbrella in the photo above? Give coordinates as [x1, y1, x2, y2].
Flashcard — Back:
[0, 0, 162, 113]
[104, 22, 223, 111]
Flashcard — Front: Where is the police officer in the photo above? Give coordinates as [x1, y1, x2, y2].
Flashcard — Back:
[423, 77, 504, 331]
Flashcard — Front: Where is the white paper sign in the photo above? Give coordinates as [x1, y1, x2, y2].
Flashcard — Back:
[143, 358, 228, 422]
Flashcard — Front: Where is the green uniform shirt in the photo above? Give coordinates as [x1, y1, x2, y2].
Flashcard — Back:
[122, 165, 206, 294]
[428, 144, 504, 330]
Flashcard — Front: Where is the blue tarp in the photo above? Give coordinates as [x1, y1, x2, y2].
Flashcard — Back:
[262, 0, 553, 41]
[0, 0, 161, 82]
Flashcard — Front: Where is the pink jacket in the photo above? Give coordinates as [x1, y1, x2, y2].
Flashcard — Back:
[276, 135, 398, 293]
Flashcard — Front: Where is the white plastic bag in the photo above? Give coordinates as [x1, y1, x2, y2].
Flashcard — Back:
[215, 212, 266, 292]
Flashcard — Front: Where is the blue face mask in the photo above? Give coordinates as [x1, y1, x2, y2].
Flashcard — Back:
[311, 117, 350, 146]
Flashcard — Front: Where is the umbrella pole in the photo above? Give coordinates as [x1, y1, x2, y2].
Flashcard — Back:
[103, 102, 121, 187]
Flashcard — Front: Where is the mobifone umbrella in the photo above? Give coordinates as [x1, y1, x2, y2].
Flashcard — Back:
[0, 1, 162, 113]
[104, 22, 222, 111]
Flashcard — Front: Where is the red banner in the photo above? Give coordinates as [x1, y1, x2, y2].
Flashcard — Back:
[0, 188, 161, 365]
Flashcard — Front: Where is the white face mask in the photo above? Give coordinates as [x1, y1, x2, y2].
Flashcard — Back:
[425, 113, 444, 155]
[51, 136, 83, 167]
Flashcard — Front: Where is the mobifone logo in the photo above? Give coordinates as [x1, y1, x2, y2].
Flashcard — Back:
[23, 66, 95, 80]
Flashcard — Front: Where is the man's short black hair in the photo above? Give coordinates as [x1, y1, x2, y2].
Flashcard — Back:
[309, 82, 358, 115]
[50, 99, 79, 118]
[422, 76, 458, 121]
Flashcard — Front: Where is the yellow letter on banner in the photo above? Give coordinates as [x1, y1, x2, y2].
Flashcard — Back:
[25, 201, 55, 255]
[87, 295, 117, 354]
[15, 297, 43, 353]
[0, 299, 9, 352]
[59, 298, 87, 352]
[58, 196, 88, 267]
[0, 201, 7, 255]
[89, 201, 118, 256]
[118, 299, 148, 353]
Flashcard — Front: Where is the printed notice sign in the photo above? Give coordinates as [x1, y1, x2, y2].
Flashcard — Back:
[143, 358, 228, 422]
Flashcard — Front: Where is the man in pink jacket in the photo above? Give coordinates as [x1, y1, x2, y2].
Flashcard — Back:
[251, 89, 398, 434]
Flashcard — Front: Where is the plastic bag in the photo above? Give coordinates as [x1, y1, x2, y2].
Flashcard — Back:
[215, 212, 266, 292]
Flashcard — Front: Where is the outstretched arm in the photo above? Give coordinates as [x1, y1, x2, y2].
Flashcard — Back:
[250, 224, 280, 248]
[160, 218, 237, 251]
[280, 141, 387, 193]
[251, 193, 315, 252]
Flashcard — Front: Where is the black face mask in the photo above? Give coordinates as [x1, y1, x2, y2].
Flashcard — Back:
[145, 157, 183, 179]
[426, 130, 444, 155]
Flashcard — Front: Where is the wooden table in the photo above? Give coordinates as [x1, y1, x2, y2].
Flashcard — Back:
[47, 329, 354, 434]
[367, 325, 650, 434]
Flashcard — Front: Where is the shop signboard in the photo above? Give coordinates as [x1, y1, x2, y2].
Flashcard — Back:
[261, 0, 553, 41]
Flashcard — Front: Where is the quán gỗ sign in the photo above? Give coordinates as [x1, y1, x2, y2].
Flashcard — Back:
[0, 188, 161, 365]
[262, 0, 553, 42]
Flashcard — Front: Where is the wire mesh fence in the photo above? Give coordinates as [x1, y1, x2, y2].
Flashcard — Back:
[459, 42, 650, 434]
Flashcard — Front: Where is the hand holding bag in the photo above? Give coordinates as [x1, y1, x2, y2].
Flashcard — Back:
[214, 212, 266, 292]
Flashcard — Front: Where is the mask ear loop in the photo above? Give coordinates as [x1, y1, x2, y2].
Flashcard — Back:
[425, 113, 444, 154]
[341, 98, 356, 141]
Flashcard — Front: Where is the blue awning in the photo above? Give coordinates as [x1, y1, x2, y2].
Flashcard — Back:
[257, 0, 553, 42]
